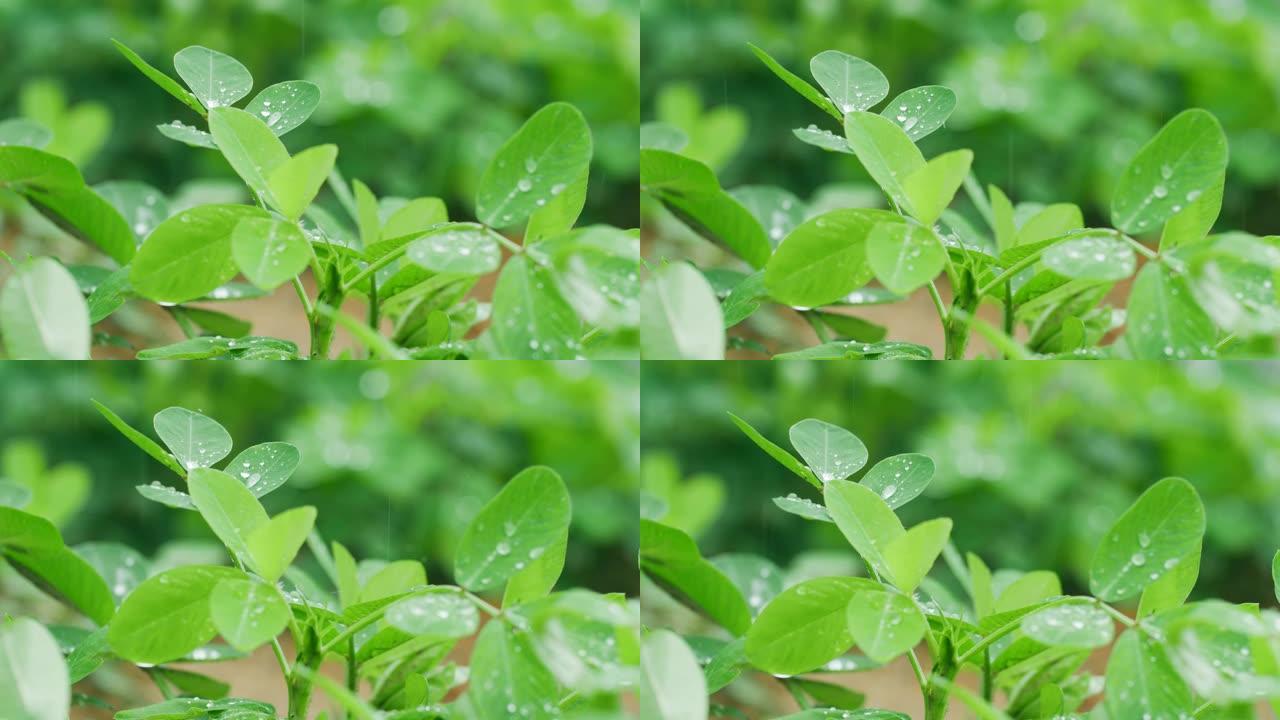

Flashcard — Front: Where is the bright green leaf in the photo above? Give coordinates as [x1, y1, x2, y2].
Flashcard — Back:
[765, 208, 903, 307]
[824, 480, 905, 579]
[789, 419, 868, 483]
[880, 86, 957, 142]
[267, 144, 337, 221]
[0, 256, 90, 359]
[208, 107, 289, 205]
[246, 506, 315, 582]
[130, 204, 269, 303]
[476, 102, 592, 229]
[187, 468, 269, 561]
[844, 112, 925, 213]
[454, 466, 571, 592]
[173, 46, 253, 111]
[810, 51, 889, 115]
[866, 222, 947, 294]
[641, 262, 724, 360]
[845, 588, 927, 663]
[1112, 109, 1228, 236]
[153, 407, 232, 471]
[107, 565, 243, 664]
[244, 80, 320, 136]
[902, 149, 972, 225]
[0, 618, 69, 720]
[230, 217, 311, 289]
[860, 453, 933, 509]
[745, 576, 872, 674]
[1089, 477, 1205, 602]
[208, 577, 289, 652]
[884, 518, 951, 592]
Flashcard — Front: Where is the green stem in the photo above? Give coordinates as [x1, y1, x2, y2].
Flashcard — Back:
[803, 311, 832, 344]
[922, 634, 958, 720]
[291, 276, 313, 318]
[906, 649, 929, 694]
[783, 678, 812, 710]
[341, 246, 408, 295]
[926, 281, 948, 325]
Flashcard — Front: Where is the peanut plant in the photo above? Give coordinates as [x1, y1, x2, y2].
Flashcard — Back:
[0, 42, 637, 360]
[640, 414, 1280, 719]
[640, 46, 1280, 360]
[0, 402, 638, 719]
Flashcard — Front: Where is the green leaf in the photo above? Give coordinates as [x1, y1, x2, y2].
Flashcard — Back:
[107, 565, 242, 664]
[454, 466, 571, 592]
[489, 255, 582, 359]
[866, 222, 946, 295]
[968, 553, 996, 619]
[639, 520, 751, 636]
[358, 559, 426, 604]
[93, 400, 186, 477]
[406, 226, 502, 276]
[1138, 549, 1200, 619]
[208, 577, 289, 652]
[0, 146, 82, 191]
[246, 506, 315, 582]
[640, 122, 689, 152]
[793, 125, 854, 154]
[332, 541, 359, 610]
[989, 185, 1017, 252]
[381, 197, 448, 240]
[773, 494, 832, 523]
[1041, 231, 1136, 281]
[225, 442, 300, 497]
[475, 102, 592, 229]
[0, 118, 52, 148]
[727, 413, 818, 485]
[845, 588, 927, 663]
[230, 217, 311, 289]
[711, 553, 784, 618]
[503, 533, 567, 607]
[115, 698, 273, 720]
[244, 80, 320, 136]
[824, 480, 904, 579]
[156, 120, 215, 149]
[1015, 204, 1084, 247]
[789, 419, 868, 483]
[994, 570, 1061, 613]
[65, 627, 111, 683]
[883, 518, 951, 592]
[385, 591, 479, 638]
[641, 630, 708, 720]
[880, 86, 957, 141]
[0, 256, 91, 359]
[153, 407, 233, 471]
[1112, 109, 1229, 235]
[187, 468, 269, 561]
[4, 544, 116, 624]
[844, 112, 925, 213]
[173, 46, 253, 111]
[744, 576, 872, 674]
[810, 51, 889, 115]
[641, 262, 724, 360]
[747, 44, 841, 121]
[0, 507, 61, 550]
[95, 180, 169, 243]
[525, 169, 588, 244]
[209, 108, 290, 205]
[0, 618, 69, 720]
[468, 620, 561, 720]
[1021, 602, 1114, 648]
[130, 204, 269, 303]
[26, 184, 136, 264]
[1104, 630, 1194, 719]
[267, 144, 337, 221]
[860, 453, 933, 509]
[1124, 262, 1217, 360]
[1161, 174, 1224, 250]
[1089, 477, 1205, 602]
[532, 225, 639, 331]
[765, 208, 903, 307]
[730, 186, 807, 249]
[640, 149, 770, 268]
[76, 541, 150, 606]
[111, 40, 206, 117]
[902, 149, 972, 225]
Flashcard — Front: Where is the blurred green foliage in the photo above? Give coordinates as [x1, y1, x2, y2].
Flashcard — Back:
[0, 361, 638, 594]
[642, 361, 1280, 604]
[0, 0, 638, 228]
[641, 0, 1280, 235]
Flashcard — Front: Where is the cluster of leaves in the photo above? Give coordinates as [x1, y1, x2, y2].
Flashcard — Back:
[0, 42, 637, 360]
[640, 46, 1279, 359]
[641, 414, 1280, 719]
[1, 403, 638, 719]
[641, 1, 1280, 234]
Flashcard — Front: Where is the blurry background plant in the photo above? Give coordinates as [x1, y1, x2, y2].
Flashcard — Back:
[642, 361, 1280, 604]
[0, 361, 638, 600]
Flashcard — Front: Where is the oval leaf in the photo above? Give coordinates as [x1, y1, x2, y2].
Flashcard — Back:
[476, 102, 592, 229]
[130, 204, 269, 303]
[1111, 109, 1228, 235]
[244, 80, 320, 136]
[1089, 477, 1205, 602]
[789, 419, 868, 483]
[107, 565, 242, 664]
[173, 46, 253, 110]
[880, 86, 957, 141]
[454, 466, 571, 592]
[0, 256, 90, 360]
